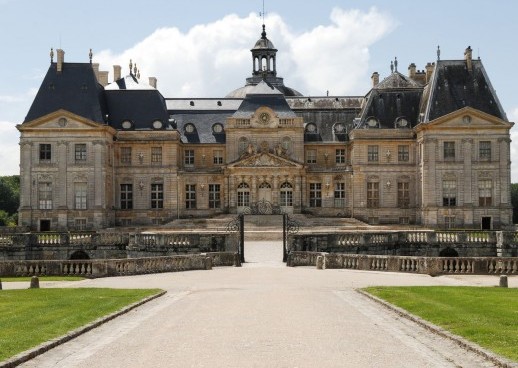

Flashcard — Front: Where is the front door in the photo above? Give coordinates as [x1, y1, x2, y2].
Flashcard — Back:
[481, 216, 491, 230]
[258, 182, 272, 202]
[40, 219, 51, 232]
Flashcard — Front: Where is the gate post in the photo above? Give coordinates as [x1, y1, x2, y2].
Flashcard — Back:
[239, 214, 245, 263]
[283, 214, 287, 262]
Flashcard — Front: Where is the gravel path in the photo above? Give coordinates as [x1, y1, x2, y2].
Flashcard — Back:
[12, 241, 514, 367]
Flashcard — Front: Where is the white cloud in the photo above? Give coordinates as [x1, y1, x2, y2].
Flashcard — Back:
[509, 107, 518, 183]
[0, 121, 20, 175]
[94, 8, 396, 97]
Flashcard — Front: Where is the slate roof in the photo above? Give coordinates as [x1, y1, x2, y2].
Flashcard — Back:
[424, 60, 507, 122]
[105, 89, 170, 130]
[24, 63, 106, 123]
[232, 81, 297, 119]
[356, 72, 423, 129]
[104, 74, 154, 90]
[172, 112, 229, 144]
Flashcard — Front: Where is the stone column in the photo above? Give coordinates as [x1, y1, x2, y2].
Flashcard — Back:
[57, 141, 68, 209]
[423, 138, 437, 207]
[19, 142, 33, 208]
[273, 175, 279, 204]
[462, 139, 473, 205]
[251, 176, 257, 203]
[93, 141, 104, 208]
[229, 175, 235, 209]
[498, 138, 510, 205]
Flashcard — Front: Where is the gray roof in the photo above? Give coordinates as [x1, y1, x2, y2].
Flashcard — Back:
[24, 63, 106, 123]
[423, 59, 507, 122]
[172, 112, 229, 144]
[232, 81, 297, 119]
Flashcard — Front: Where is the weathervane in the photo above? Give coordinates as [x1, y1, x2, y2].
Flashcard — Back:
[259, 0, 266, 24]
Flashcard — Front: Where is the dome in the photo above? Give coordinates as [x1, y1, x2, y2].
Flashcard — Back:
[226, 84, 302, 98]
[253, 37, 275, 50]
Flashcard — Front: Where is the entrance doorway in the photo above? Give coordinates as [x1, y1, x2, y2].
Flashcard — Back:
[40, 219, 51, 232]
[258, 182, 272, 202]
[481, 216, 491, 230]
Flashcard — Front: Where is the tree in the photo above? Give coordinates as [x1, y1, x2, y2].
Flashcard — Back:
[0, 176, 20, 225]
[512, 183, 518, 224]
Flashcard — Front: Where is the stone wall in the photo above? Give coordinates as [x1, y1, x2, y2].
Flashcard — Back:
[287, 251, 518, 276]
[289, 230, 518, 257]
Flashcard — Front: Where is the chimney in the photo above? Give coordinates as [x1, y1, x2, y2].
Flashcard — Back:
[408, 63, 416, 79]
[92, 63, 100, 82]
[98, 71, 109, 86]
[371, 72, 379, 87]
[56, 49, 65, 73]
[425, 62, 435, 83]
[113, 65, 121, 81]
[149, 77, 157, 88]
[464, 46, 473, 72]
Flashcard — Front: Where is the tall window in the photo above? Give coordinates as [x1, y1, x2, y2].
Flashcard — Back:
[75, 144, 87, 162]
[75, 218, 87, 231]
[309, 183, 322, 207]
[121, 147, 132, 164]
[151, 183, 164, 209]
[478, 180, 492, 206]
[209, 184, 221, 208]
[74, 182, 87, 210]
[39, 144, 51, 162]
[443, 142, 455, 160]
[367, 145, 378, 162]
[334, 182, 345, 207]
[185, 184, 196, 209]
[237, 183, 250, 207]
[445, 216, 455, 229]
[367, 182, 379, 208]
[280, 182, 293, 207]
[397, 182, 410, 208]
[184, 149, 194, 166]
[213, 150, 223, 165]
[151, 147, 162, 164]
[335, 149, 345, 164]
[120, 184, 133, 209]
[398, 145, 409, 162]
[479, 141, 491, 160]
[442, 180, 457, 207]
[306, 149, 317, 164]
[38, 182, 52, 209]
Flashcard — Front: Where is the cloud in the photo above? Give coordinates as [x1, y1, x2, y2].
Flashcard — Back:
[0, 121, 20, 175]
[94, 7, 396, 97]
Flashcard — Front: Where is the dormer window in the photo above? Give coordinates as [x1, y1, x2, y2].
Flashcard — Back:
[305, 123, 317, 133]
[185, 123, 195, 133]
[366, 117, 379, 128]
[333, 123, 346, 133]
[395, 117, 410, 128]
[121, 120, 133, 130]
[212, 123, 223, 133]
[152, 120, 163, 130]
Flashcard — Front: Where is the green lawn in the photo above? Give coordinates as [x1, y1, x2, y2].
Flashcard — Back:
[364, 286, 518, 362]
[0, 288, 162, 361]
[1, 276, 85, 282]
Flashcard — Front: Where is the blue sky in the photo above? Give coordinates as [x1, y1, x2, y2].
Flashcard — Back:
[1, 0, 517, 179]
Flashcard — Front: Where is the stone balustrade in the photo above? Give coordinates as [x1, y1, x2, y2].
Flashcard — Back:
[287, 251, 518, 276]
[0, 252, 239, 278]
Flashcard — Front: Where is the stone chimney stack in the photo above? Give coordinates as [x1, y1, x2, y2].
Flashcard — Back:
[425, 62, 435, 83]
[464, 46, 473, 72]
[113, 65, 121, 81]
[149, 77, 157, 88]
[56, 49, 65, 73]
[371, 72, 379, 87]
[408, 63, 416, 79]
[92, 63, 100, 81]
[98, 71, 109, 86]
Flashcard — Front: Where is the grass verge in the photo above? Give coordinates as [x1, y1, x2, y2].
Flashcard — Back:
[1, 276, 85, 282]
[364, 286, 518, 362]
[0, 288, 162, 361]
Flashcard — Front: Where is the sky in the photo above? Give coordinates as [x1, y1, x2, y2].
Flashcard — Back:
[1, 0, 517, 180]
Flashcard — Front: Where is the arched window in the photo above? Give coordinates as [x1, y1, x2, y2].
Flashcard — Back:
[280, 182, 293, 207]
[259, 182, 271, 189]
[237, 182, 250, 207]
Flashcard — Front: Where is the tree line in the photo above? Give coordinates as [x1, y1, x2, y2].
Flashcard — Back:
[0, 175, 19, 226]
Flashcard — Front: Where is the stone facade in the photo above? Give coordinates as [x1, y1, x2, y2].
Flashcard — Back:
[17, 28, 513, 231]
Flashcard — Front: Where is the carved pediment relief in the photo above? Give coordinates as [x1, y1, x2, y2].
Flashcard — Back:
[18, 109, 110, 132]
[229, 152, 302, 168]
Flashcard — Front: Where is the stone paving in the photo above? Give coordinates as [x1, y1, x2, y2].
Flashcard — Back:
[6, 241, 516, 367]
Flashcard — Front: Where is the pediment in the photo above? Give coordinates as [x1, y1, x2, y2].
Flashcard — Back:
[17, 109, 112, 132]
[228, 152, 303, 168]
[417, 107, 513, 132]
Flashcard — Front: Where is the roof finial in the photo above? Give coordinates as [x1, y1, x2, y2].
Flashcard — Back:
[133, 63, 138, 76]
[137, 69, 140, 79]
[394, 57, 398, 72]
[390, 60, 394, 73]
[129, 59, 133, 75]
[50, 48, 54, 63]
[437, 45, 441, 60]
[89, 48, 93, 64]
